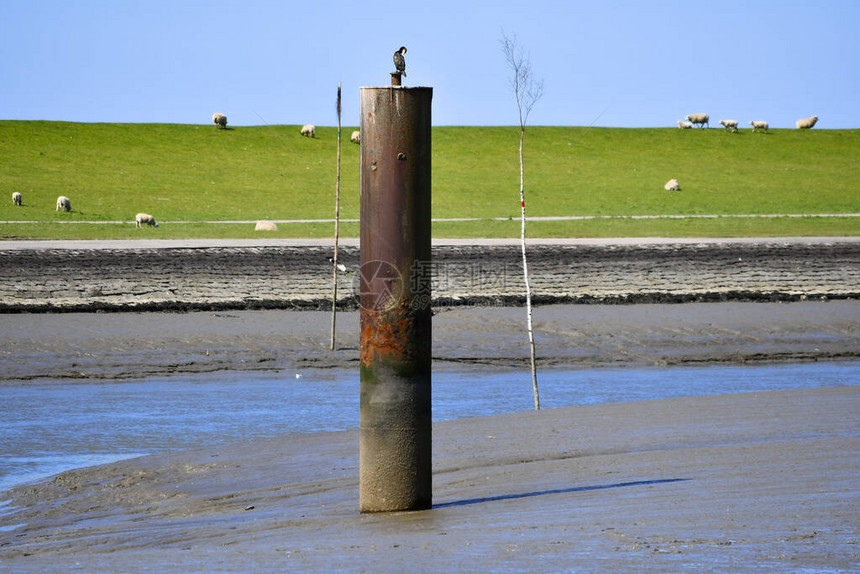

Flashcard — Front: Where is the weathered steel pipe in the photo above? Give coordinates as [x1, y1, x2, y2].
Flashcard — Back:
[359, 86, 433, 512]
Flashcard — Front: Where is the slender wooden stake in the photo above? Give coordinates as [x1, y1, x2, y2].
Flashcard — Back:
[330, 83, 342, 350]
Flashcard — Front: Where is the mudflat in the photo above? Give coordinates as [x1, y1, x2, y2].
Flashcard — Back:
[1, 301, 858, 380]
[0, 301, 858, 571]
[1, 239, 858, 570]
[0, 386, 857, 571]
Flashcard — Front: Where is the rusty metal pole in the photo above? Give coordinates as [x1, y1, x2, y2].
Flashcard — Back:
[359, 84, 432, 512]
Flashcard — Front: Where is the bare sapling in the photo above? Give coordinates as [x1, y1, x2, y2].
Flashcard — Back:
[501, 31, 544, 410]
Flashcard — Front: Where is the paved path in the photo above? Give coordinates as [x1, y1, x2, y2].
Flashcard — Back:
[0, 235, 858, 251]
[4, 212, 859, 227]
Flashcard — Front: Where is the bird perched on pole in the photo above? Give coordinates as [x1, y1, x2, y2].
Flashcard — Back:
[393, 46, 407, 77]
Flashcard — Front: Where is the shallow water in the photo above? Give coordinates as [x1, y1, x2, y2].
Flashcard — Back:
[1, 361, 857, 493]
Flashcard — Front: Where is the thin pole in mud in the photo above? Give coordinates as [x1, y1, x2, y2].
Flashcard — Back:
[358, 82, 433, 512]
[330, 82, 342, 351]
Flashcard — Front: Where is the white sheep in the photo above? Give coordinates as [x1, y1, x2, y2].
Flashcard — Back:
[749, 120, 769, 133]
[685, 113, 709, 128]
[719, 120, 739, 132]
[135, 213, 159, 228]
[12, 192, 22, 206]
[678, 120, 693, 129]
[255, 220, 278, 231]
[796, 115, 818, 129]
[350, 130, 361, 143]
[664, 179, 681, 191]
[212, 113, 227, 129]
[301, 124, 316, 138]
[56, 196, 71, 212]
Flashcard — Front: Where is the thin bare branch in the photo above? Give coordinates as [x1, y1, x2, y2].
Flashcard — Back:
[500, 31, 544, 129]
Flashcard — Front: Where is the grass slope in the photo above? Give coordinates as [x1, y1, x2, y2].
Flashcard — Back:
[1, 121, 858, 239]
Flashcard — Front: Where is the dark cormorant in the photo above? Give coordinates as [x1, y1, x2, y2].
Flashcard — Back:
[393, 46, 407, 77]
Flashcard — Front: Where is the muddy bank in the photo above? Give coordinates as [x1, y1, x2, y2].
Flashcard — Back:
[1, 238, 858, 571]
[1, 386, 857, 572]
[1, 301, 858, 381]
[1, 238, 858, 312]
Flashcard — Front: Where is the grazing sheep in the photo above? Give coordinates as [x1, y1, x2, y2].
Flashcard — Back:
[12, 192, 22, 206]
[664, 179, 681, 191]
[685, 113, 709, 128]
[678, 120, 693, 129]
[301, 124, 316, 138]
[350, 130, 361, 143]
[56, 196, 71, 212]
[719, 120, 739, 132]
[212, 113, 227, 129]
[796, 115, 818, 129]
[135, 213, 159, 228]
[255, 220, 278, 231]
[749, 120, 769, 133]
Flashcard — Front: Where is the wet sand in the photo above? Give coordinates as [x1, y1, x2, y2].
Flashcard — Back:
[1, 301, 858, 380]
[0, 301, 858, 570]
[1, 386, 857, 571]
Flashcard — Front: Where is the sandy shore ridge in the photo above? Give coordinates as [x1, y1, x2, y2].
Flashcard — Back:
[1, 237, 858, 312]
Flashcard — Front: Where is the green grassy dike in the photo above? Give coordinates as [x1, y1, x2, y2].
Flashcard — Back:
[1, 121, 857, 239]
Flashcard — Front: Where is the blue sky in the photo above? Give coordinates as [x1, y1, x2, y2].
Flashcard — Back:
[3, 0, 858, 128]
